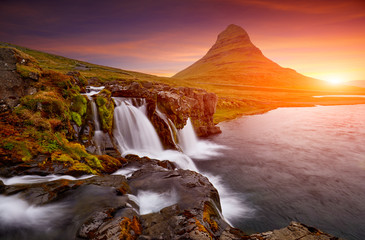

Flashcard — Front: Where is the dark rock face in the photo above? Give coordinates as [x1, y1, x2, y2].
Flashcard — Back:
[0, 48, 37, 111]
[0, 157, 243, 240]
[249, 221, 344, 240]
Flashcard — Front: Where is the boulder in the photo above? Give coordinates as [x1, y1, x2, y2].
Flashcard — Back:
[249, 221, 344, 240]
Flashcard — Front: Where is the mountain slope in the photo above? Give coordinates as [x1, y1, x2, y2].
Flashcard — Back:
[174, 24, 325, 89]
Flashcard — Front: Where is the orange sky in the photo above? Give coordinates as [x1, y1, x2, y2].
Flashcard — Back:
[1, 0, 364, 82]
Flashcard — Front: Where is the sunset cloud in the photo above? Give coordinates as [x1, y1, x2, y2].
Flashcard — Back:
[1, 0, 364, 80]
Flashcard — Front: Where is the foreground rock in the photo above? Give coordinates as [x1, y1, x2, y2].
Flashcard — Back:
[0, 158, 243, 240]
[249, 222, 343, 240]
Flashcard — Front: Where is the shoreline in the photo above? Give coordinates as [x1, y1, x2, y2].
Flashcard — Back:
[214, 97, 365, 124]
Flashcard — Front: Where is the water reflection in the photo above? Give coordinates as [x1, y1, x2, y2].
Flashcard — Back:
[196, 104, 365, 240]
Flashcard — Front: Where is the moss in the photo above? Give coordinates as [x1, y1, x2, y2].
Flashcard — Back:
[51, 152, 74, 164]
[96, 89, 114, 133]
[70, 94, 87, 126]
[71, 111, 82, 126]
[194, 218, 212, 239]
[19, 142, 32, 161]
[2, 142, 15, 150]
[16, 63, 42, 79]
[119, 216, 142, 240]
[69, 162, 97, 175]
[40, 139, 61, 153]
[203, 202, 219, 233]
[98, 155, 126, 173]
[71, 94, 87, 116]
[85, 155, 103, 170]
[20, 91, 70, 121]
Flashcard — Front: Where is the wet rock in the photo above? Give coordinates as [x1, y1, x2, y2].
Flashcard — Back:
[109, 81, 221, 149]
[0, 180, 5, 193]
[249, 221, 344, 240]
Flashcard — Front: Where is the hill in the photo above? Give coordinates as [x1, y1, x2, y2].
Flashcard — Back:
[173, 24, 326, 89]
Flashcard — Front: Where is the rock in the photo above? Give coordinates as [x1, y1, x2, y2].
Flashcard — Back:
[249, 221, 344, 240]
[0, 180, 5, 193]
[0, 48, 37, 109]
[110, 81, 221, 144]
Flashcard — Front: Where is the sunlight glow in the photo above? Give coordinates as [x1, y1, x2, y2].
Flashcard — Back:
[321, 75, 347, 85]
[326, 77, 342, 85]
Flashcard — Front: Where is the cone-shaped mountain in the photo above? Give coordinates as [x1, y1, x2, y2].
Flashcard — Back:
[174, 24, 324, 89]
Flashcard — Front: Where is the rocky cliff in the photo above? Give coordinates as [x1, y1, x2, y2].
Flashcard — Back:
[0, 47, 39, 112]
[108, 79, 221, 144]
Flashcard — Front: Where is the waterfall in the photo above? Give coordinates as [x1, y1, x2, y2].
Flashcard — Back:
[113, 98, 163, 153]
[155, 108, 180, 150]
[112, 97, 197, 171]
[84, 86, 107, 155]
[111, 97, 249, 225]
[177, 118, 225, 160]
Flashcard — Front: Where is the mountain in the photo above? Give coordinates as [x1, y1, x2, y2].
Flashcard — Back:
[173, 24, 325, 89]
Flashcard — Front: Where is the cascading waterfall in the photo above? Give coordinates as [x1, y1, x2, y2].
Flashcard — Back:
[112, 97, 249, 224]
[113, 97, 197, 171]
[113, 98, 164, 153]
[178, 118, 226, 160]
[155, 108, 180, 150]
[84, 86, 107, 155]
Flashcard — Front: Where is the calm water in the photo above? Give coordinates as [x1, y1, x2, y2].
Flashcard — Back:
[196, 104, 365, 240]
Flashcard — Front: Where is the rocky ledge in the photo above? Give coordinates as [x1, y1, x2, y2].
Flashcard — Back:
[0, 157, 244, 240]
[106, 80, 221, 138]
[249, 222, 343, 240]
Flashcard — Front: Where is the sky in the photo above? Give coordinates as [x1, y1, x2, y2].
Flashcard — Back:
[1, 0, 364, 82]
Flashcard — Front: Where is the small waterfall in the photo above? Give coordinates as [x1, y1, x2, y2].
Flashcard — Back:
[178, 118, 225, 160]
[112, 97, 197, 171]
[84, 86, 107, 155]
[155, 108, 180, 150]
[113, 98, 163, 154]
[178, 118, 199, 154]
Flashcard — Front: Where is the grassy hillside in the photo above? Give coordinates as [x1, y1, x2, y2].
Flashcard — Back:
[2, 42, 365, 124]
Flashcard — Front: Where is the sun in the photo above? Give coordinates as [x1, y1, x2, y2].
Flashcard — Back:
[323, 75, 344, 85]
[326, 77, 342, 85]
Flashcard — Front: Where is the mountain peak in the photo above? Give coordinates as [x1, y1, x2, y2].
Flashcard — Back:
[208, 24, 256, 55]
[219, 24, 250, 40]
[173, 24, 323, 89]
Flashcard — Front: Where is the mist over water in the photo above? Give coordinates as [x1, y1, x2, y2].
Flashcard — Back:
[198, 104, 365, 240]
[111, 97, 249, 224]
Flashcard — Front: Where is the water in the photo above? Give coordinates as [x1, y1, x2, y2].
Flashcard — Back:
[0, 174, 93, 185]
[130, 190, 179, 215]
[178, 118, 225, 160]
[196, 104, 365, 240]
[112, 97, 247, 223]
[113, 98, 164, 154]
[84, 86, 107, 155]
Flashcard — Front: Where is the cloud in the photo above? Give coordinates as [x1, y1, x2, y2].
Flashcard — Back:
[236, 0, 365, 15]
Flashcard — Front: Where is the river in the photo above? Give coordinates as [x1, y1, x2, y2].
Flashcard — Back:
[196, 104, 365, 240]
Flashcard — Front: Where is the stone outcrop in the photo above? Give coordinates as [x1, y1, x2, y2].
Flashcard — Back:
[0, 48, 38, 111]
[0, 157, 243, 240]
[108, 80, 221, 141]
[249, 221, 343, 240]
